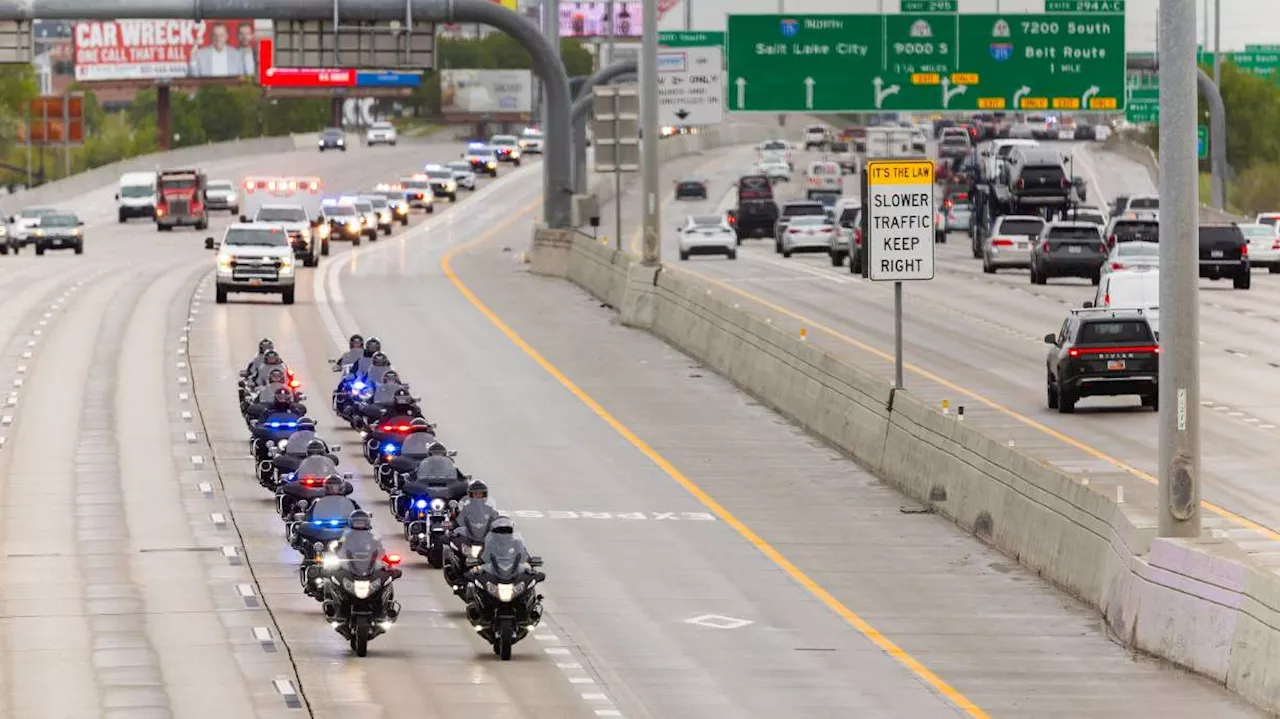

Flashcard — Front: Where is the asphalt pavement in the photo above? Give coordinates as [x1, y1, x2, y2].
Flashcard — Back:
[0, 129, 1263, 719]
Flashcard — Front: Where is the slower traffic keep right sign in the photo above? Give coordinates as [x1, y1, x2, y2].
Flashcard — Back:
[864, 159, 935, 282]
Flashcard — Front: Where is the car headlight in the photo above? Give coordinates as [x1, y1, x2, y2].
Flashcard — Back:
[280, 258, 294, 275]
[446, 181, 456, 191]
[318, 140, 324, 146]
[217, 254, 232, 271]
[487, 161, 495, 169]
[346, 220, 358, 231]
[71, 228, 80, 236]
[32, 229, 43, 237]
[337, 138, 345, 145]
[316, 224, 330, 238]
[379, 210, 391, 222]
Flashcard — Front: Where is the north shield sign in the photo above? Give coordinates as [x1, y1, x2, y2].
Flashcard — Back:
[725, 12, 1125, 113]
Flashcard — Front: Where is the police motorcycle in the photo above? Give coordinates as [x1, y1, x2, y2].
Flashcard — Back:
[372, 419, 438, 492]
[248, 404, 306, 464]
[291, 483, 360, 601]
[442, 481, 497, 595]
[350, 374, 418, 436]
[276, 455, 354, 519]
[256, 419, 328, 487]
[462, 517, 545, 661]
[391, 452, 469, 568]
[319, 511, 403, 657]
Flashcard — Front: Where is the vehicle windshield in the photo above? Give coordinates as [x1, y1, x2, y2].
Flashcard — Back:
[370, 122, 392, 130]
[161, 178, 197, 189]
[520, 128, 542, 137]
[1240, 224, 1274, 241]
[425, 170, 452, 180]
[119, 185, 153, 198]
[417, 456, 458, 482]
[20, 207, 54, 218]
[379, 191, 402, 202]
[1258, 215, 1280, 226]
[1113, 221, 1159, 241]
[225, 228, 288, 246]
[468, 147, 493, 155]
[352, 201, 373, 213]
[1116, 242, 1159, 258]
[40, 214, 77, 227]
[1079, 320, 1154, 345]
[403, 179, 430, 189]
[690, 215, 722, 227]
[361, 196, 388, 209]
[1048, 226, 1100, 240]
[785, 204, 826, 217]
[491, 136, 517, 146]
[1130, 197, 1159, 210]
[998, 219, 1044, 236]
[257, 207, 306, 222]
[446, 162, 470, 172]
[761, 141, 787, 151]
[321, 128, 343, 138]
[830, 141, 850, 152]
[838, 207, 860, 226]
[790, 216, 830, 227]
[310, 498, 355, 522]
[324, 205, 357, 217]
[207, 181, 233, 191]
[1075, 212, 1106, 225]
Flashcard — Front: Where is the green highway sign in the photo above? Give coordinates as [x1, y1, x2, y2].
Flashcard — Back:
[1045, 0, 1125, 11]
[901, 0, 955, 11]
[725, 12, 1126, 113]
[659, 31, 725, 48]
[1197, 51, 1280, 80]
[1125, 69, 1158, 123]
[1198, 125, 1208, 160]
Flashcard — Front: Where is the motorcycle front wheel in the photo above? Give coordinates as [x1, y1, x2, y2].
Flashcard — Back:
[495, 617, 514, 661]
[351, 615, 371, 657]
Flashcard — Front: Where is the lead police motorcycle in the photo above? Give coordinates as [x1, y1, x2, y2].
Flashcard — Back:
[277, 456, 353, 519]
[320, 512, 403, 657]
[462, 517, 545, 661]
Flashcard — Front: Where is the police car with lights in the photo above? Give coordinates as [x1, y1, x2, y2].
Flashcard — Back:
[240, 177, 328, 265]
[489, 134, 522, 165]
[206, 223, 297, 305]
[400, 176, 437, 212]
[517, 127, 543, 154]
[421, 166, 458, 203]
[358, 193, 396, 235]
[374, 184, 412, 225]
[464, 143, 499, 177]
[319, 198, 365, 246]
[445, 161, 477, 191]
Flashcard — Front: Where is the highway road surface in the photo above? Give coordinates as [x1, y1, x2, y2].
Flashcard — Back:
[0, 130, 1261, 719]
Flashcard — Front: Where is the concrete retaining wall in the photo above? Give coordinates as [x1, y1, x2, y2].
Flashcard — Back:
[541, 126, 1280, 714]
[0, 132, 338, 214]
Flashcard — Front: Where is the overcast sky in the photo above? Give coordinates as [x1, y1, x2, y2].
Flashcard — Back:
[664, 0, 1270, 51]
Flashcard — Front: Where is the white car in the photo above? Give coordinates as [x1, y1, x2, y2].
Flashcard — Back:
[803, 124, 829, 150]
[517, 128, 544, 154]
[757, 139, 793, 167]
[677, 214, 737, 260]
[805, 161, 842, 193]
[757, 160, 791, 182]
[9, 206, 57, 247]
[365, 121, 398, 146]
[780, 215, 836, 258]
[1091, 268, 1160, 337]
[1100, 240, 1159, 278]
[983, 215, 1045, 273]
[1068, 205, 1108, 228]
[830, 201, 861, 270]
[445, 161, 478, 191]
[1239, 223, 1280, 272]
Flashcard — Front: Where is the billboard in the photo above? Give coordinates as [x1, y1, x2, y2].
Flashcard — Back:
[73, 20, 259, 82]
[559, 3, 642, 38]
[441, 69, 532, 115]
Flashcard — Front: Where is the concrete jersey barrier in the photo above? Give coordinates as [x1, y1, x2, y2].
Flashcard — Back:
[0, 133, 329, 215]
[532, 124, 1280, 714]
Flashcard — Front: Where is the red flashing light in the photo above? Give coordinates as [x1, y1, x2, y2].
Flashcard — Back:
[288, 378, 301, 389]
[1110, 262, 1123, 270]
[300, 475, 323, 487]
[382, 553, 402, 566]
[379, 424, 413, 433]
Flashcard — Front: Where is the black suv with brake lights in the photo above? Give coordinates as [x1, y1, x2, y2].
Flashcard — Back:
[675, 179, 707, 200]
[1008, 148, 1071, 207]
[1045, 308, 1159, 413]
[1199, 223, 1251, 289]
[1030, 221, 1107, 285]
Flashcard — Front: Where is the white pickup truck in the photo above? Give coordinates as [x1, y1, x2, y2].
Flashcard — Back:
[208, 223, 298, 305]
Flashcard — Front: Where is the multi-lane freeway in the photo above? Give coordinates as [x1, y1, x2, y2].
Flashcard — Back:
[0, 129, 1263, 718]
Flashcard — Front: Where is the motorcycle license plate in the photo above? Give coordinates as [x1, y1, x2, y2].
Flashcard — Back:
[248, 278, 263, 286]
[1211, 249, 1224, 258]
[1107, 360, 1126, 371]
[1068, 245, 1082, 253]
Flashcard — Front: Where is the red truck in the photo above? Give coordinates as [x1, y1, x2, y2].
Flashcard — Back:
[155, 168, 208, 231]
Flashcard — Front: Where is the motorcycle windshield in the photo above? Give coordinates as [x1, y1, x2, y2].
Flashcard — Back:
[283, 430, 317, 456]
[308, 497, 356, 523]
[458, 513, 491, 543]
[371, 385, 400, 405]
[400, 432, 437, 455]
[339, 531, 383, 577]
[483, 534, 527, 580]
[294, 456, 337, 478]
[415, 456, 457, 483]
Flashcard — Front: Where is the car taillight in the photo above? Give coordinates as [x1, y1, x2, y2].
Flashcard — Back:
[992, 239, 1013, 247]
[820, 227, 832, 233]
[855, 229, 863, 246]
[1061, 177, 1071, 189]
[788, 228, 799, 234]
[1016, 178, 1025, 189]
[1104, 294, 1110, 305]
[1241, 243, 1249, 256]
[1111, 262, 1123, 270]
[1071, 345, 1160, 357]
[1040, 241, 1050, 253]
[1108, 234, 1117, 247]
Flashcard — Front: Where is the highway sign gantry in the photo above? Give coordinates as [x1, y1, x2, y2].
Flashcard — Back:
[656, 36, 725, 127]
[726, 11, 1125, 113]
[864, 159, 936, 282]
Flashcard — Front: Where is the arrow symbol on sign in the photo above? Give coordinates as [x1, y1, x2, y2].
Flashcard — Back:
[803, 77, 815, 109]
[1013, 85, 1031, 109]
[872, 77, 900, 109]
[941, 78, 967, 109]
[735, 77, 747, 109]
[1082, 85, 1100, 109]
[675, 108, 689, 120]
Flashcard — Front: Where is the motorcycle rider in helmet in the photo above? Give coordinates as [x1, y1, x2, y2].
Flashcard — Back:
[456, 480, 499, 534]
[252, 349, 287, 386]
[352, 337, 384, 376]
[305, 474, 361, 521]
[244, 368, 295, 422]
[366, 352, 393, 386]
[464, 515, 543, 623]
[323, 509, 401, 623]
[281, 418, 319, 455]
[296, 478, 362, 598]
[244, 338, 274, 376]
[335, 334, 365, 373]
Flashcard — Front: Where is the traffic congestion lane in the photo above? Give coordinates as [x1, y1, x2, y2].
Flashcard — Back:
[0, 136, 522, 717]
[573, 138, 1264, 716]
[190, 155, 594, 718]
[656, 139, 1280, 540]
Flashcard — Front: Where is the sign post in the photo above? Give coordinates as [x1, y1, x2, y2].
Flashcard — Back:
[862, 158, 936, 389]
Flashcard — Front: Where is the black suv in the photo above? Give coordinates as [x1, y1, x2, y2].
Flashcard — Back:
[1044, 308, 1159, 413]
[1008, 148, 1071, 207]
[1199, 223, 1251, 289]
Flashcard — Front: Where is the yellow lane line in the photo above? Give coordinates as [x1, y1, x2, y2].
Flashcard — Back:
[444, 211, 991, 718]
[665, 258, 1280, 541]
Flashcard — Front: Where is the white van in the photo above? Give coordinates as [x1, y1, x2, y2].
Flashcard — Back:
[805, 160, 842, 193]
[116, 171, 157, 223]
[1092, 269, 1160, 336]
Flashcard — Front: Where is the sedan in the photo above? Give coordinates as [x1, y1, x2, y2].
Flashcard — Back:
[204, 179, 239, 214]
[675, 180, 708, 200]
[1239, 223, 1280, 273]
[780, 215, 836, 258]
[445, 161, 478, 191]
[945, 203, 973, 233]
[757, 161, 791, 183]
[1100, 240, 1159, 278]
[678, 214, 736, 260]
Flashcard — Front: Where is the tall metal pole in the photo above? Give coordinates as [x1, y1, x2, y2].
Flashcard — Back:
[1212, 0, 1221, 87]
[639, 0, 659, 265]
[893, 283, 903, 389]
[607, 0, 620, 251]
[684, 0, 691, 30]
[541, 0, 559, 217]
[1157, 0, 1201, 538]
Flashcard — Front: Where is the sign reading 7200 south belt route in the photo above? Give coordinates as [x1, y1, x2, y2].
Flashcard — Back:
[865, 159, 935, 282]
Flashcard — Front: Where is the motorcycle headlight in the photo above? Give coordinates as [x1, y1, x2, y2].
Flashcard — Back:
[496, 583, 515, 602]
[322, 554, 340, 570]
[379, 210, 391, 222]
[446, 181, 456, 191]
[431, 498, 445, 511]
[485, 581, 498, 596]
[353, 579, 371, 598]
[468, 544, 482, 558]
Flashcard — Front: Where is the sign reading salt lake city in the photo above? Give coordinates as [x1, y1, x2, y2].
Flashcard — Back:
[725, 12, 1125, 112]
[866, 160, 935, 282]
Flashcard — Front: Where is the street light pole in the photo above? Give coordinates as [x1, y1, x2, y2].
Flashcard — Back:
[639, 0, 659, 265]
[1158, 0, 1201, 539]
[1212, 0, 1221, 87]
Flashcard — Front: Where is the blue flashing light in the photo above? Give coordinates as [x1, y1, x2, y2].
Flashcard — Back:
[311, 518, 346, 527]
[414, 499, 428, 509]
[382, 442, 399, 455]
[266, 421, 298, 429]
[351, 381, 367, 390]
[468, 141, 485, 149]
